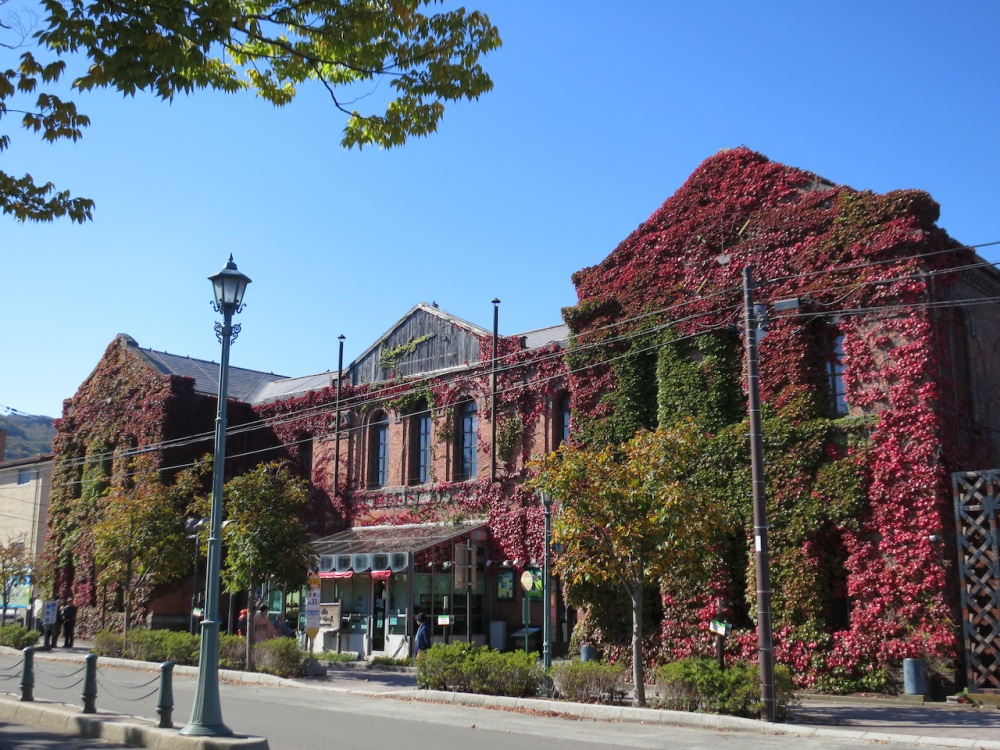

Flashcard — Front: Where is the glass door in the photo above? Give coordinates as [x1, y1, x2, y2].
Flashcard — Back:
[372, 578, 386, 651]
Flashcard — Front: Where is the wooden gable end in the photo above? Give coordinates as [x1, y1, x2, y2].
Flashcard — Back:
[352, 308, 486, 384]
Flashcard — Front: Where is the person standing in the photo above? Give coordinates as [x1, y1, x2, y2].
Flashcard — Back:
[414, 612, 431, 658]
[252, 604, 275, 642]
[61, 600, 78, 648]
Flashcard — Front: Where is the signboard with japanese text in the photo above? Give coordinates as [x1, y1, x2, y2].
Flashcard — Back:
[305, 575, 321, 638]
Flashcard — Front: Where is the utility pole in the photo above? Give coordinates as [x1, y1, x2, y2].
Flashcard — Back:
[742, 266, 776, 723]
[490, 298, 500, 482]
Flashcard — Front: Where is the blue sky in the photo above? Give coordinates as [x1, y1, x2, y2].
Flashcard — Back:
[2, 2, 997, 419]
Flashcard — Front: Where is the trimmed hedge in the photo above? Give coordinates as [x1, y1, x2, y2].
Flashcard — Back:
[550, 659, 627, 703]
[90, 629, 307, 677]
[655, 658, 796, 720]
[416, 643, 544, 697]
[0, 624, 41, 649]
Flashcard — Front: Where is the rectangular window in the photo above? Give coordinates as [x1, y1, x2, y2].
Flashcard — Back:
[17, 469, 31, 485]
[369, 413, 390, 489]
[459, 403, 478, 481]
[827, 334, 848, 417]
[416, 414, 431, 483]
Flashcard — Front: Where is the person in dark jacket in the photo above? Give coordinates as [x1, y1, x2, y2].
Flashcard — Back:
[61, 600, 78, 647]
[414, 612, 431, 657]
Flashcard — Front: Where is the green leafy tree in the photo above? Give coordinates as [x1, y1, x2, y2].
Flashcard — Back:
[92, 462, 190, 631]
[2, 0, 500, 221]
[0, 541, 32, 623]
[191, 461, 314, 669]
[532, 423, 717, 706]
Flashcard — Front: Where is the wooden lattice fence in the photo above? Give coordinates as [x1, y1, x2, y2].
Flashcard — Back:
[952, 470, 1000, 693]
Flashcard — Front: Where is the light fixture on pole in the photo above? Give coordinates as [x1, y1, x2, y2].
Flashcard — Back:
[182, 255, 250, 738]
[541, 490, 553, 670]
[186, 518, 207, 636]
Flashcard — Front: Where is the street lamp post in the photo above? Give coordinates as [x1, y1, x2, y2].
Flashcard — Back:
[182, 255, 250, 738]
[186, 518, 207, 636]
[541, 490, 553, 670]
[490, 298, 500, 483]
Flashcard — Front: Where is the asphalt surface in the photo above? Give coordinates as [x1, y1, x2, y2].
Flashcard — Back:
[1, 643, 999, 749]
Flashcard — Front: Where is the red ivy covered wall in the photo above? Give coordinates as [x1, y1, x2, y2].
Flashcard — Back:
[563, 147, 985, 689]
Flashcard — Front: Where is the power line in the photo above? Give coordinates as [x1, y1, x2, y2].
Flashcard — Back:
[37, 247, 1000, 492]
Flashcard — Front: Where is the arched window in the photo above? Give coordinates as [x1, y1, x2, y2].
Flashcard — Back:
[555, 392, 571, 449]
[455, 400, 478, 481]
[408, 399, 432, 485]
[367, 411, 390, 489]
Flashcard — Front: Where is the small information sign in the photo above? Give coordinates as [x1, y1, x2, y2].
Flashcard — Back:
[305, 576, 321, 639]
[709, 620, 731, 637]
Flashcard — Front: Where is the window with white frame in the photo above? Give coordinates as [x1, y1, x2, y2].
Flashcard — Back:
[455, 400, 478, 481]
[367, 411, 390, 488]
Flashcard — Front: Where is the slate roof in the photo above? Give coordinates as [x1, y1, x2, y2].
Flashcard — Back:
[117, 306, 564, 408]
[246, 371, 338, 405]
[519, 324, 569, 350]
[121, 335, 288, 403]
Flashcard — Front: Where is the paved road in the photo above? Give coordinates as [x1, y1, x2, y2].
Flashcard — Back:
[3, 648, 1000, 750]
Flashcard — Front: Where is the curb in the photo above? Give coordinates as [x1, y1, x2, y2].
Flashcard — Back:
[0, 695, 269, 749]
[387, 689, 1000, 750]
[7, 647, 1000, 750]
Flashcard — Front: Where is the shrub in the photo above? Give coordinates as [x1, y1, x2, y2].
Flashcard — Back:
[370, 655, 411, 667]
[91, 629, 200, 664]
[655, 658, 796, 720]
[92, 630, 125, 658]
[417, 641, 478, 690]
[551, 659, 627, 703]
[416, 643, 544, 697]
[219, 634, 246, 670]
[317, 651, 359, 662]
[466, 648, 544, 697]
[254, 637, 308, 677]
[0, 624, 41, 649]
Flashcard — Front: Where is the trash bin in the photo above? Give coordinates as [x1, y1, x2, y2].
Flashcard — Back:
[581, 645, 597, 662]
[903, 658, 930, 695]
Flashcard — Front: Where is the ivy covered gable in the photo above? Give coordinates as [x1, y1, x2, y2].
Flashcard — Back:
[562, 147, 998, 690]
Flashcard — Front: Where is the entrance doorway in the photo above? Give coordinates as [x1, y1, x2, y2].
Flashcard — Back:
[372, 578, 386, 651]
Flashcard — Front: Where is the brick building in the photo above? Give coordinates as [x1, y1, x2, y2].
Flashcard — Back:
[49, 305, 570, 652]
[561, 147, 1000, 689]
[47, 148, 1000, 684]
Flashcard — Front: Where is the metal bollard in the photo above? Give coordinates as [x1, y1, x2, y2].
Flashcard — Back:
[157, 661, 174, 728]
[20, 646, 34, 702]
[82, 653, 97, 713]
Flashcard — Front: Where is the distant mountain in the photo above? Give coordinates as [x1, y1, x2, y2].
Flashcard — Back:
[0, 411, 56, 460]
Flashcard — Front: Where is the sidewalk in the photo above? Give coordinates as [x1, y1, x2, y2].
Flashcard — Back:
[3, 645, 999, 749]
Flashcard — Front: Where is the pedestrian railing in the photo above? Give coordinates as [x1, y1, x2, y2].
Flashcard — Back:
[8, 647, 175, 728]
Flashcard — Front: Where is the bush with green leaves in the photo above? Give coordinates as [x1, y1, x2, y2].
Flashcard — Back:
[417, 641, 479, 690]
[466, 648, 544, 697]
[0, 624, 40, 649]
[91, 629, 199, 663]
[369, 655, 411, 667]
[316, 651, 358, 663]
[89, 629, 307, 677]
[655, 658, 796, 720]
[253, 637, 308, 677]
[551, 659, 627, 703]
[219, 634, 246, 670]
[416, 643, 544, 697]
